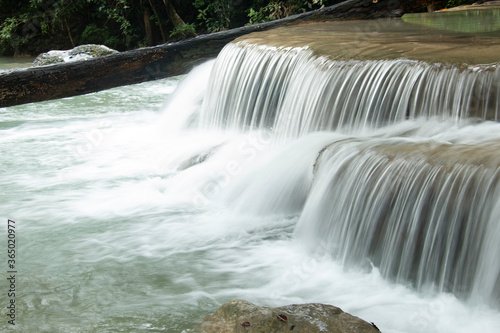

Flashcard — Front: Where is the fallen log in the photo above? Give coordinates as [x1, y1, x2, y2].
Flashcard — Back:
[0, 0, 425, 107]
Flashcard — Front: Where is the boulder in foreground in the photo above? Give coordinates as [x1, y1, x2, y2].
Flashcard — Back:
[199, 299, 381, 333]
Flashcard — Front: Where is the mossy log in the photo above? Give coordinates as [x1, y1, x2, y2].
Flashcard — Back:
[0, 0, 427, 107]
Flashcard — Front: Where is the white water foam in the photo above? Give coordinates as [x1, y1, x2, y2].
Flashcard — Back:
[2, 45, 500, 333]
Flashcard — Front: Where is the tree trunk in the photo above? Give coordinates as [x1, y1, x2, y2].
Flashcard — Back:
[163, 0, 185, 27]
[143, 7, 154, 46]
[0, 0, 430, 107]
[64, 17, 75, 48]
[148, 0, 167, 42]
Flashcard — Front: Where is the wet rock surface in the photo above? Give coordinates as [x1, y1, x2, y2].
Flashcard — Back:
[32, 44, 118, 67]
[199, 299, 381, 333]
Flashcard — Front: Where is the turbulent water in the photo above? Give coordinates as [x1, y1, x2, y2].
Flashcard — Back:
[202, 42, 500, 306]
[2, 28, 500, 333]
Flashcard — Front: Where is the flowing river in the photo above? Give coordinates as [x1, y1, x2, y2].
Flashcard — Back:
[1, 9, 500, 333]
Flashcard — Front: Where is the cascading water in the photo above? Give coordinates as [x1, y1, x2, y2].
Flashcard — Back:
[201, 42, 500, 137]
[2, 18, 500, 333]
[298, 137, 500, 303]
[201, 41, 500, 306]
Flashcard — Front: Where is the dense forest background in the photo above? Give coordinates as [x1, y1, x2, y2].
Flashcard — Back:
[0, 0, 478, 56]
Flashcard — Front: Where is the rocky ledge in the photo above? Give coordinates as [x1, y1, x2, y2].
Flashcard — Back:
[199, 299, 381, 333]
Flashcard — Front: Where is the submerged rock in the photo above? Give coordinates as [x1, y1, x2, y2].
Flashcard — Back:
[177, 144, 223, 171]
[32, 44, 118, 67]
[199, 299, 380, 333]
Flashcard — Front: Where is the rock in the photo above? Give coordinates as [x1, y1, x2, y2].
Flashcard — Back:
[32, 44, 118, 67]
[199, 299, 381, 333]
[177, 144, 223, 171]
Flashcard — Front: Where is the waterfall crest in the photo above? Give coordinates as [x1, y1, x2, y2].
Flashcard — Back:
[200, 42, 500, 136]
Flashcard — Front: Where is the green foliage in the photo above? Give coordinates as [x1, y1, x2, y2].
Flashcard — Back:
[0, 0, 340, 55]
[80, 24, 120, 49]
[87, 0, 137, 48]
[0, 17, 23, 42]
[194, 0, 232, 32]
[169, 23, 196, 40]
[102, 0, 132, 37]
[0, 16, 27, 55]
[248, 2, 284, 24]
[247, 0, 327, 25]
[0, 0, 89, 54]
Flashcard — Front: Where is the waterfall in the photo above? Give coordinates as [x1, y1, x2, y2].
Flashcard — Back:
[4, 18, 500, 332]
[297, 137, 500, 303]
[200, 42, 500, 137]
[199, 41, 500, 306]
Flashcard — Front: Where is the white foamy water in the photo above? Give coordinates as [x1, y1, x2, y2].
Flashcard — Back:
[1, 48, 500, 333]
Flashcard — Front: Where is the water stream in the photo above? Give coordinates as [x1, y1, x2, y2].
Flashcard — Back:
[1, 14, 500, 333]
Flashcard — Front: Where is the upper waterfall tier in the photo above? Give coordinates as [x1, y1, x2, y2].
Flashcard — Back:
[233, 19, 500, 64]
[200, 41, 500, 136]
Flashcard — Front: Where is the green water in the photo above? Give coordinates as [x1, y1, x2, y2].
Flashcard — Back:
[238, 13, 500, 65]
[403, 6, 500, 33]
[0, 57, 34, 71]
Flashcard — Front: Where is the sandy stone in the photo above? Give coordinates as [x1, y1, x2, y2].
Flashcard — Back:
[199, 299, 381, 333]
